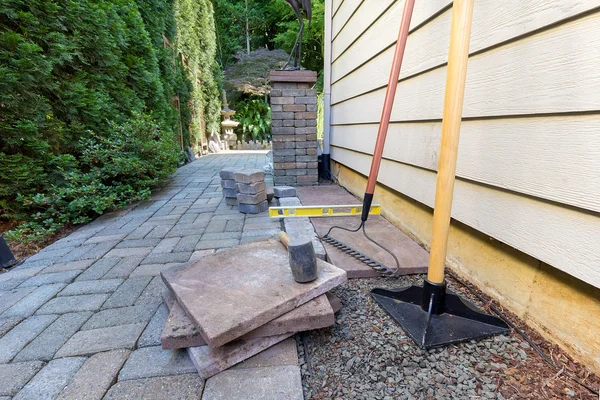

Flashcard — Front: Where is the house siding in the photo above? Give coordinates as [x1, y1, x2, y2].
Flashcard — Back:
[327, 0, 600, 288]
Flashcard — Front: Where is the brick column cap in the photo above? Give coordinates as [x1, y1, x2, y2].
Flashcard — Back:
[270, 70, 317, 84]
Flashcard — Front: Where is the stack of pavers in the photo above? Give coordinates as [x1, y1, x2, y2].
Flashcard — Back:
[158, 239, 347, 379]
[234, 169, 269, 214]
[219, 168, 239, 206]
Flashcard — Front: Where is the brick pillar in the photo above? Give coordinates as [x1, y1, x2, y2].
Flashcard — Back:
[269, 70, 318, 186]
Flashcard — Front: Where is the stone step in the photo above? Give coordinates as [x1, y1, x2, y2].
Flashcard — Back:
[160, 289, 334, 350]
[161, 240, 347, 347]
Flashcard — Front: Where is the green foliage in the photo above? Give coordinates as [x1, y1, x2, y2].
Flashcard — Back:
[213, 0, 324, 73]
[234, 98, 271, 142]
[1, 0, 220, 241]
[7, 114, 180, 243]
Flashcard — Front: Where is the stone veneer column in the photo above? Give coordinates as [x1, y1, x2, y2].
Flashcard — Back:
[269, 70, 318, 186]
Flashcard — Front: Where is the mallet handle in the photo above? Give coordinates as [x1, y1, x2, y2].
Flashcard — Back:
[427, 0, 475, 284]
[278, 231, 291, 249]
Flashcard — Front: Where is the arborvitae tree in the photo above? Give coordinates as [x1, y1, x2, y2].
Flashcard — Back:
[0, 0, 221, 240]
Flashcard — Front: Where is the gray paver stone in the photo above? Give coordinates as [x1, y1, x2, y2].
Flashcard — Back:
[76, 258, 119, 281]
[219, 167, 240, 180]
[0, 316, 23, 336]
[105, 247, 153, 258]
[0, 266, 47, 284]
[18, 270, 81, 288]
[104, 374, 203, 400]
[101, 276, 151, 309]
[1, 283, 65, 319]
[173, 235, 202, 252]
[195, 239, 239, 250]
[273, 186, 297, 198]
[0, 278, 26, 291]
[235, 181, 266, 195]
[55, 323, 146, 357]
[234, 169, 265, 184]
[56, 349, 130, 400]
[41, 259, 94, 274]
[221, 188, 237, 198]
[58, 244, 97, 263]
[134, 276, 165, 307]
[236, 191, 267, 205]
[13, 357, 86, 400]
[118, 346, 196, 381]
[220, 179, 236, 189]
[81, 304, 158, 330]
[59, 279, 123, 296]
[0, 287, 35, 315]
[102, 256, 144, 279]
[138, 304, 169, 348]
[141, 252, 192, 265]
[201, 232, 241, 241]
[0, 314, 58, 362]
[129, 263, 179, 277]
[0, 361, 44, 396]
[36, 294, 109, 315]
[14, 311, 92, 362]
[238, 200, 269, 214]
[115, 238, 161, 249]
[225, 197, 238, 206]
[202, 365, 303, 400]
[150, 237, 181, 254]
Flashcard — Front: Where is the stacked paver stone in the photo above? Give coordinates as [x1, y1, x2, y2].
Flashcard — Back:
[219, 167, 239, 206]
[269, 70, 319, 186]
[234, 169, 269, 214]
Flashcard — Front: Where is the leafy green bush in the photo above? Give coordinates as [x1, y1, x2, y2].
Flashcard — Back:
[0, 0, 220, 242]
[234, 98, 271, 142]
[7, 114, 180, 243]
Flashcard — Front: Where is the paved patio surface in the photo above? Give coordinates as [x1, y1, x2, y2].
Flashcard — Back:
[0, 151, 303, 399]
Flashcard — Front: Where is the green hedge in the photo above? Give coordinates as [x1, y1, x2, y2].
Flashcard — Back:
[0, 0, 220, 242]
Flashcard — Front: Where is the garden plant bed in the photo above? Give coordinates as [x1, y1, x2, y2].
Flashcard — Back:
[297, 273, 599, 400]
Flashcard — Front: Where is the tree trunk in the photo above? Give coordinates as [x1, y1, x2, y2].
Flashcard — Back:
[245, 0, 250, 55]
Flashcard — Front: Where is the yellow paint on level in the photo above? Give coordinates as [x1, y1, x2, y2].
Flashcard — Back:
[332, 160, 600, 374]
[268, 204, 380, 218]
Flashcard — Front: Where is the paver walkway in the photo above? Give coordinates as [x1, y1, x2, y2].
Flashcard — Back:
[0, 151, 302, 399]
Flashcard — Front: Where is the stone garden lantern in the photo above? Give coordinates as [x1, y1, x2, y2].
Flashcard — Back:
[221, 91, 239, 150]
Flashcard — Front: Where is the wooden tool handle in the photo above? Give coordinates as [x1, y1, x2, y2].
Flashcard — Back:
[427, 0, 475, 284]
[278, 231, 291, 249]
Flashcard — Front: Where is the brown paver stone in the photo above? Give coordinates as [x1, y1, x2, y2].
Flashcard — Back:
[162, 240, 347, 347]
[295, 185, 429, 278]
[202, 364, 303, 400]
[187, 333, 293, 379]
[55, 323, 145, 357]
[56, 349, 130, 400]
[104, 373, 203, 400]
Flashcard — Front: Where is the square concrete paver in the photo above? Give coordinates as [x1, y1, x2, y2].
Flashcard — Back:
[232, 338, 298, 369]
[202, 365, 303, 400]
[104, 374, 203, 400]
[163, 240, 347, 347]
[55, 323, 146, 357]
[161, 294, 333, 349]
[187, 333, 293, 379]
[295, 185, 430, 278]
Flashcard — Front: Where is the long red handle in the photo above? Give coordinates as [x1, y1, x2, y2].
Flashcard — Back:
[361, 0, 415, 221]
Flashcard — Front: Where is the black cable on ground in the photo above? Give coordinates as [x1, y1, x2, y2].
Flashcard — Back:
[446, 270, 599, 396]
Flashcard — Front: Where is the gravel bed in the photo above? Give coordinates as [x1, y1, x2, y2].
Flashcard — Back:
[297, 275, 598, 400]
